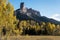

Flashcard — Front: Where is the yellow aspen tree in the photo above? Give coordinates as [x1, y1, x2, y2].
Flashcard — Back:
[0, 0, 18, 36]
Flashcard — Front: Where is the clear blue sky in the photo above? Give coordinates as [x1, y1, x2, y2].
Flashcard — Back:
[9, 0, 60, 21]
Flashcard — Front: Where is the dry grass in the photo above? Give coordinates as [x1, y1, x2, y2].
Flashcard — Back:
[0, 36, 60, 40]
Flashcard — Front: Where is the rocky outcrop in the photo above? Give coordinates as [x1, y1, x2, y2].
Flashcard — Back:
[14, 2, 60, 25]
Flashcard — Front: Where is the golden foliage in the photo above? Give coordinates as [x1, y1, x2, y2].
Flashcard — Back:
[0, 0, 60, 36]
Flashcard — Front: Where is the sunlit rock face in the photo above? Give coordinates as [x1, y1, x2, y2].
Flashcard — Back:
[14, 2, 41, 20]
[14, 2, 60, 25]
[27, 8, 41, 17]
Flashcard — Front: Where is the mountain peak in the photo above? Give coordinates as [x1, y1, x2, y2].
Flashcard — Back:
[14, 2, 60, 25]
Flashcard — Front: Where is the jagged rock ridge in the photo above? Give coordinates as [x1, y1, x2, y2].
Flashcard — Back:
[14, 2, 60, 25]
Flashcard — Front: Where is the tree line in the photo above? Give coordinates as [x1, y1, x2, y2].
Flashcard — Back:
[0, 0, 60, 36]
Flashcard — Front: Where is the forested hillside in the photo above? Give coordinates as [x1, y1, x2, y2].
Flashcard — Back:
[0, 0, 60, 36]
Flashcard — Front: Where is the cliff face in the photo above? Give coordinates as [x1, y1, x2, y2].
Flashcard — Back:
[27, 8, 41, 17]
[14, 2, 60, 25]
[14, 8, 60, 25]
[14, 8, 41, 20]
